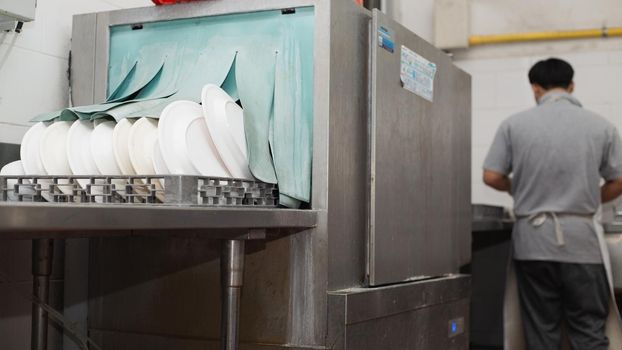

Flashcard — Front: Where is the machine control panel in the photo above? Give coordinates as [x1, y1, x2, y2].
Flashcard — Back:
[448, 317, 465, 337]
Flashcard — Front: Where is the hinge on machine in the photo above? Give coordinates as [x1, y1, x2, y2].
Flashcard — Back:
[281, 8, 296, 15]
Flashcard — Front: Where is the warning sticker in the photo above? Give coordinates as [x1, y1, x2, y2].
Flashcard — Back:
[400, 45, 437, 102]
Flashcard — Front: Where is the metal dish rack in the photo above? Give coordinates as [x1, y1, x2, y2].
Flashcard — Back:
[0, 175, 279, 206]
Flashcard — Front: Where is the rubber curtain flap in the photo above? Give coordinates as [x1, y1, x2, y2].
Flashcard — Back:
[107, 57, 166, 103]
[272, 34, 312, 207]
[236, 49, 278, 184]
[174, 48, 237, 101]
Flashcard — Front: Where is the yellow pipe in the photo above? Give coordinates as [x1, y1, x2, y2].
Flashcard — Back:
[469, 26, 622, 46]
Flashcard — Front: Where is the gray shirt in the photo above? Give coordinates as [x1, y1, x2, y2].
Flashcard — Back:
[484, 91, 622, 263]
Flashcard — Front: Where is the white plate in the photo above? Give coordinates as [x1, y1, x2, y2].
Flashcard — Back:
[20, 122, 52, 200]
[39, 121, 73, 194]
[93, 118, 108, 127]
[91, 121, 122, 175]
[152, 139, 170, 175]
[67, 120, 104, 202]
[158, 100, 201, 175]
[0, 160, 24, 176]
[201, 84, 252, 179]
[152, 139, 169, 188]
[92, 121, 126, 197]
[129, 118, 164, 200]
[128, 117, 158, 175]
[0, 160, 32, 200]
[20, 122, 48, 175]
[67, 120, 100, 188]
[185, 118, 230, 177]
[112, 118, 136, 175]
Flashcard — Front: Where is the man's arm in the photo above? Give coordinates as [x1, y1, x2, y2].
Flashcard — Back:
[483, 169, 512, 193]
[601, 177, 622, 203]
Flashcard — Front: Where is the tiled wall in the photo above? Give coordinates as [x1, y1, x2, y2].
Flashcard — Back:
[0, 0, 153, 144]
[0, 2, 153, 349]
[455, 48, 622, 208]
[387, 0, 622, 209]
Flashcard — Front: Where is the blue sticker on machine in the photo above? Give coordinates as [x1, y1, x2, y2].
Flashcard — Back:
[378, 26, 395, 53]
[448, 317, 465, 338]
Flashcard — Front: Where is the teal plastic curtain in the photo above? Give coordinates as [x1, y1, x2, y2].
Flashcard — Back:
[32, 7, 314, 207]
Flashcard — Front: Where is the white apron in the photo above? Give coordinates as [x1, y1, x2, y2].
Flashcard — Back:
[504, 211, 622, 349]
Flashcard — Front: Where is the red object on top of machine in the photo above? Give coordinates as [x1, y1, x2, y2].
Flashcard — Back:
[152, 0, 204, 5]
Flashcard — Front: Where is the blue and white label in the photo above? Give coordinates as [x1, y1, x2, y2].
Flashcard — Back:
[448, 317, 465, 338]
[400, 45, 437, 102]
[378, 26, 395, 53]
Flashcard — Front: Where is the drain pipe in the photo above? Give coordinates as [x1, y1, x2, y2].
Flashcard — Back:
[469, 26, 622, 46]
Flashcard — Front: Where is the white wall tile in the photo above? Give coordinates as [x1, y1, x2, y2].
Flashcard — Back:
[470, 0, 622, 36]
[0, 44, 68, 127]
[455, 56, 531, 74]
[574, 65, 622, 105]
[530, 51, 610, 67]
[493, 70, 534, 109]
[386, 0, 435, 43]
[471, 73, 495, 110]
[0, 124, 29, 145]
[0, 0, 155, 144]
[1, 0, 121, 60]
[609, 51, 622, 64]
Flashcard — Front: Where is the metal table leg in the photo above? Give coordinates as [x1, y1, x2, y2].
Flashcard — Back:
[31, 238, 54, 350]
[221, 240, 245, 350]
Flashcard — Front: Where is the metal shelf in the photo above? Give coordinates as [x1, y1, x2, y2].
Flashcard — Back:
[0, 174, 316, 239]
[0, 176, 317, 350]
[0, 202, 317, 240]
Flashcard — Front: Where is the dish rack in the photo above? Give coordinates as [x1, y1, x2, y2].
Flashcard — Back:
[0, 175, 278, 207]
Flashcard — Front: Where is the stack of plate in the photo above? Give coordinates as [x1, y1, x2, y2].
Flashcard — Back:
[8, 85, 252, 200]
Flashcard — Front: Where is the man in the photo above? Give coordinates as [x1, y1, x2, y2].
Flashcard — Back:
[483, 57, 622, 349]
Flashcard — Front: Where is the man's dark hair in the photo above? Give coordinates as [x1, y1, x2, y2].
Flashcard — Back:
[528, 58, 574, 89]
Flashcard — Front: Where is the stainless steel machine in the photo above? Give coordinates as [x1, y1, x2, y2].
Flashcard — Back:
[0, 1, 471, 349]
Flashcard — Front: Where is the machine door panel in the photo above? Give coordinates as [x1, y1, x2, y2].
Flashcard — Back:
[368, 9, 471, 286]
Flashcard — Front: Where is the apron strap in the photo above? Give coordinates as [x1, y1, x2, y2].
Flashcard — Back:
[528, 212, 565, 246]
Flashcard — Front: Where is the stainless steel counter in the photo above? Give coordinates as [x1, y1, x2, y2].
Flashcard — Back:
[475, 219, 622, 235]
[472, 219, 513, 233]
